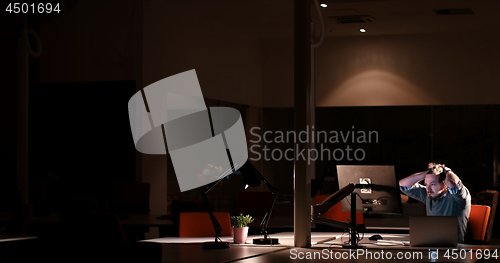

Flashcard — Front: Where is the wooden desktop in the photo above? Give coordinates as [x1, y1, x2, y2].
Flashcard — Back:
[143, 232, 500, 263]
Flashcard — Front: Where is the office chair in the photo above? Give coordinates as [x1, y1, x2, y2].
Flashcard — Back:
[179, 212, 232, 237]
[475, 190, 498, 244]
[468, 204, 490, 244]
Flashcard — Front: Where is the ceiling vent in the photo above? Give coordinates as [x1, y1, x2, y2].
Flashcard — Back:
[329, 15, 375, 24]
[434, 8, 474, 15]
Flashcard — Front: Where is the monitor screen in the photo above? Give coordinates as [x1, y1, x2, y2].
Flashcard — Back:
[337, 165, 402, 215]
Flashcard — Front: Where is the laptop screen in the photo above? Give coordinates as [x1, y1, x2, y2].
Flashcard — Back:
[410, 216, 458, 247]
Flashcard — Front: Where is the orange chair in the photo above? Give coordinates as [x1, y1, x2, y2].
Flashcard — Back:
[179, 212, 232, 237]
[474, 190, 498, 244]
[314, 195, 364, 225]
[468, 204, 490, 243]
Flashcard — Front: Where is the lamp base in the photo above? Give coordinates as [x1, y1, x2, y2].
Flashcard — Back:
[253, 238, 280, 245]
[203, 241, 230, 249]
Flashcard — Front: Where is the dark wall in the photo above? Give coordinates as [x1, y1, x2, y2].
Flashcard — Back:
[0, 12, 19, 210]
[258, 105, 500, 198]
[29, 81, 136, 206]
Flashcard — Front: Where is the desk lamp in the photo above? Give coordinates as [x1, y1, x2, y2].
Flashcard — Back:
[238, 161, 280, 245]
[197, 160, 280, 248]
[199, 176, 231, 249]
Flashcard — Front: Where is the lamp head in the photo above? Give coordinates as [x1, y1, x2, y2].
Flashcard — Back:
[240, 162, 261, 188]
[238, 161, 261, 189]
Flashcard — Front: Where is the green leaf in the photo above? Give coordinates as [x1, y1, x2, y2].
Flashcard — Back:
[230, 213, 254, 228]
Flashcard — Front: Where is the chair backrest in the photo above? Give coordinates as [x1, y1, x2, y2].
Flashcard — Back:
[314, 195, 364, 225]
[171, 200, 215, 237]
[179, 212, 232, 237]
[469, 204, 490, 242]
[475, 190, 499, 244]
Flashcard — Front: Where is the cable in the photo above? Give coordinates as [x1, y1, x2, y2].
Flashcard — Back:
[23, 28, 42, 58]
[342, 193, 365, 247]
[22, 2, 42, 58]
[346, 192, 365, 207]
[311, 0, 325, 48]
[267, 233, 275, 246]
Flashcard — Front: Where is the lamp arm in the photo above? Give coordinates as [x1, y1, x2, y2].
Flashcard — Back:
[259, 189, 278, 238]
[204, 176, 227, 194]
[200, 180, 225, 243]
[251, 169, 279, 238]
[253, 166, 278, 193]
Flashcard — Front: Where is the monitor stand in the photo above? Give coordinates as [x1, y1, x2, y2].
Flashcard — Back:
[342, 193, 364, 249]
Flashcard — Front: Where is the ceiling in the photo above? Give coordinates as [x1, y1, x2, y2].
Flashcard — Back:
[176, 0, 500, 38]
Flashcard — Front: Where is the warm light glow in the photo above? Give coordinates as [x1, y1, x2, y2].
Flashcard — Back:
[359, 28, 366, 33]
[319, 69, 438, 106]
[320, 3, 327, 8]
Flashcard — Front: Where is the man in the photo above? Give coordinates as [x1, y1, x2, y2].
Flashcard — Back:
[399, 163, 471, 243]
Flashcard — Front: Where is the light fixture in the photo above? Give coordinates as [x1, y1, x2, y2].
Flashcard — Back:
[320, 3, 327, 8]
[239, 161, 280, 245]
[359, 28, 366, 33]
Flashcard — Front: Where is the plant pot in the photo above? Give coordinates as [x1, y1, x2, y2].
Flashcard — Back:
[232, 226, 249, 244]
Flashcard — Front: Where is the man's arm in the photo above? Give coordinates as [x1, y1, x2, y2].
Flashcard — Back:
[399, 171, 428, 203]
[444, 167, 460, 189]
[443, 167, 469, 205]
[399, 171, 427, 187]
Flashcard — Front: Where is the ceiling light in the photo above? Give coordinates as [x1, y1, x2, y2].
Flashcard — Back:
[359, 28, 366, 33]
[320, 3, 327, 8]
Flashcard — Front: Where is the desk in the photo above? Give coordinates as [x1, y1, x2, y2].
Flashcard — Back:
[317, 232, 500, 251]
[142, 232, 338, 262]
[119, 214, 173, 227]
[143, 232, 500, 263]
[144, 232, 339, 247]
[154, 244, 286, 263]
[0, 232, 36, 242]
[120, 214, 173, 237]
[234, 248, 482, 263]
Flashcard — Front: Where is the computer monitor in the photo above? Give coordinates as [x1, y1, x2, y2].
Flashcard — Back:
[337, 165, 402, 215]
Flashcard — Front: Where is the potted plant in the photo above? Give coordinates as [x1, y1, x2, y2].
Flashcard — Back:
[230, 213, 254, 244]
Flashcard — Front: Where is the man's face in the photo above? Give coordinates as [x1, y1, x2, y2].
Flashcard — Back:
[424, 173, 447, 200]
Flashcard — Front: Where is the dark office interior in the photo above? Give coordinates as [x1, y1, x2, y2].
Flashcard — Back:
[2, 0, 500, 262]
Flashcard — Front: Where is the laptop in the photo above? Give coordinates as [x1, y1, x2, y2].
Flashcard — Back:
[410, 216, 458, 247]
